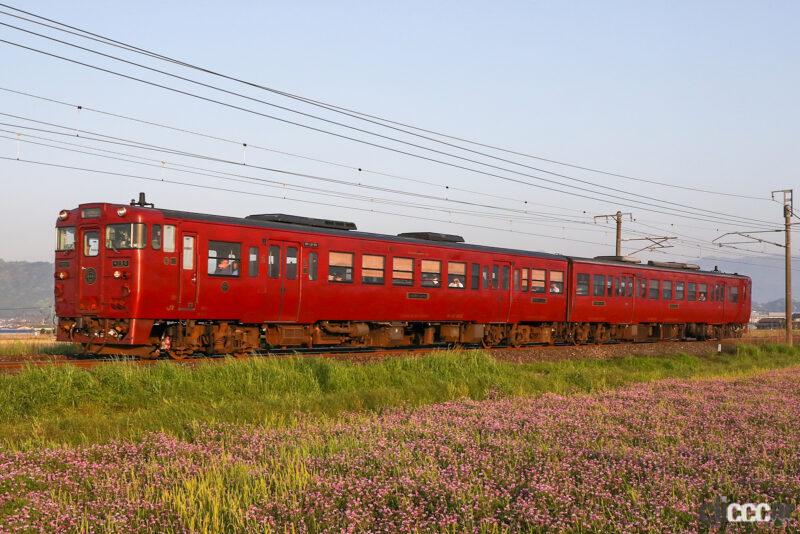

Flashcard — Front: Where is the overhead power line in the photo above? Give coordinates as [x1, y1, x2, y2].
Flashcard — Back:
[0, 3, 772, 203]
[0, 28, 778, 227]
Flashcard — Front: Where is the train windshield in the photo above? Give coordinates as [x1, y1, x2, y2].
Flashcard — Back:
[105, 223, 147, 250]
[56, 227, 76, 251]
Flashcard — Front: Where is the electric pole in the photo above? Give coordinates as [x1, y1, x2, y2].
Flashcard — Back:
[594, 211, 633, 256]
[772, 189, 793, 346]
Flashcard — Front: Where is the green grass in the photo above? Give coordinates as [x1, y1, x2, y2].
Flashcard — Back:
[0, 343, 798, 450]
[0, 340, 81, 356]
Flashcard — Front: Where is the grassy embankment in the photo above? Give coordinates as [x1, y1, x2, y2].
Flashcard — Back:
[0, 339, 81, 357]
[0, 343, 798, 449]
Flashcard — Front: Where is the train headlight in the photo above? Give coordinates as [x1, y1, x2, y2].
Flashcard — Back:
[113, 270, 122, 279]
[58, 210, 69, 220]
[116, 207, 127, 217]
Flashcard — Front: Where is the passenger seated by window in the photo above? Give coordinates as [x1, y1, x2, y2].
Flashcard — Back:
[550, 283, 561, 293]
[215, 258, 234, 275]
[421, 272, 440, 287]
[230, 260, 240, 276]
[448, 276, 464, 288]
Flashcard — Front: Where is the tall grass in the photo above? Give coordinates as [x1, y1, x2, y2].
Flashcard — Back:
[0, 340, 81, 356]
[0, 344, 798, 449]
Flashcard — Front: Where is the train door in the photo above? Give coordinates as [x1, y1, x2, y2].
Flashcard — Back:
[78, 226, 102, 312]
[492, 261, 512, 322]
[266, 241, 301, 321]
[178, 232, 198, 310]
[620, 273, 635, 323]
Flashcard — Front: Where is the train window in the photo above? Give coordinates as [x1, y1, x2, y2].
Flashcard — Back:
[663, 280, 672, 300]
[675, 281, 685, 300]
[501, 266, 510, 290]
[56, 227, 76, 251]
[521, 268, 529, 292]
[448, 262, 466, 288]
[208, 241, 241, 276]
[710, 284, 717, 302]
[616, 277, 625, 296]
[106, 223, 147, 250]
[730, 286, 739, 303]
[717, 285, 725, 301]
[576, 273, 590, 296]
[471, 263, 480, 290]
[592, 275, 605, 297]
[492, 266, 499, 289]
[151, 225, 162, 250]
[687, 282, 696, 301]
[648, 279, 659, 299]
[268, 246, 280, 278]
[83, 231, 100, 257]
[606, 277, 613, 297]
[550, 271, 564, 294]
[482, 266, 489, 289]
[362, 255, 386, 284]
[422, 260, 442, 287]
[626, 277, 633, 297]
[513, 269, 520, 291]
[531, 269, 546, 293]
[309, 252, 318, 281]
[248, 246, 259, 277]
[163, 225, 176, 253]
[393, 257, 414, 286]
[638, 278, 647, 298]
[182, 235, 194, 270]
[698, 283, 708, 301]
[328, 251, 353, 283]
[286, 247, 298, 280]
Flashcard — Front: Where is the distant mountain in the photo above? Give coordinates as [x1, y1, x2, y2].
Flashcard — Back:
[752, 298, 800, 314]
[0, 259, 53, 320]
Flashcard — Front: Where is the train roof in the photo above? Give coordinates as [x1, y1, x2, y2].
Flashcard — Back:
[70, 202, 749, 279]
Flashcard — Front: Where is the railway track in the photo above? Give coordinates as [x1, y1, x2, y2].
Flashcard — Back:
[0, 338, 748, 373]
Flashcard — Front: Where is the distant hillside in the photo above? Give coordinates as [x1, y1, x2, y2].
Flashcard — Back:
[0, 259, 53, 319]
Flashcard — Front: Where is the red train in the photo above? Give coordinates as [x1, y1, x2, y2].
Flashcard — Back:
[54, 195, 751, 357]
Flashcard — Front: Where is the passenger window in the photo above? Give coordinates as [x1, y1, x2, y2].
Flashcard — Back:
[422, 260, 442, 288]
[286, 247, 298, 280]
[638, 278, 647, 298]
[550, 271, 564, 294]
[447, 262, 466, 288]
[492, 266, 499, 289]
[309, 252, 318, 281]
[362, 255, 385, 284]
[163, 225, 176, 253]
[182, 235, 194, 269]
[513, 269, 520, 291]
[531, 269, 546, 293]
[576, 273, 590, 296]
[593, 274, 605, 297]
[268, 246, 280, 278]
[521, 268, 529, 292]
[248, 246, 258, 277]
[698, 283, 708, 301]
[328, 251, 353, 283]
[482, 266, 489, 289]
[606, 277, 613, 297]
[676, 281, 685, 300]
[648, 279, 660, 299]
[730, 286, 739, 303]
[471, 263, 480, 290]
[616, 277, 625, 296]
[663, 280, 672, 299]
[393, 257, 414, 286]
[152, 225, 162, 250]
[687, 282, 697, 301]
[83, 231, 99, 257]
[501, 266, 510, 290]
[208, 241, 241, 276]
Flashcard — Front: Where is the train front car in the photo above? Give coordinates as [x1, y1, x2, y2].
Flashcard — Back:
[54, 199, 164, 357]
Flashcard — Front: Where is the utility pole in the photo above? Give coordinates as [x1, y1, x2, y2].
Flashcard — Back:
[594, 211, 633, 256]
[772, 189, 793, 346]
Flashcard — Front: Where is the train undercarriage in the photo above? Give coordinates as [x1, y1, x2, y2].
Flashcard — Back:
[58, 317, 745, 359]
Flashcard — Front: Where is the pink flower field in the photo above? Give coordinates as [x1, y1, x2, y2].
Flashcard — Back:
[1, 367, 799, 532]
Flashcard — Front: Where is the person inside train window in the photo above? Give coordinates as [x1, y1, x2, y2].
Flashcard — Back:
[447, 262, 466, 288]
[328, 251, 354, 283]
[531, 269, 546, 293]
[106, 223, 146, 250]
[550, 271, 564, 293]
[422, 260, 442, 287]
[208, 241, 241, 276]
[151, 225, 162, 250]
[698, 283, 708, 301]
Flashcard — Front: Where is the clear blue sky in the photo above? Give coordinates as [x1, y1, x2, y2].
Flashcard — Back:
[1, 0, 798, 279]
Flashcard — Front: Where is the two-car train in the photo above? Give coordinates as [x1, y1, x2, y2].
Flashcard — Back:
[54, 195, 751, 357]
